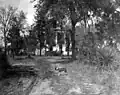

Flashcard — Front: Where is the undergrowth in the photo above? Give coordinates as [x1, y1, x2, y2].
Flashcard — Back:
[77, 41, 120, 71]
[67, 51, 120, 95]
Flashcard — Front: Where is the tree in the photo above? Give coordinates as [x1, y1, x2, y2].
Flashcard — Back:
[33, 0, 49, 56]
[25, 29, 38, 57]
[33, 20, 46, 56]
[8, 25, 21, 57]
[65, 30, 71, 56]
[32, 0, 75, 59]
[0, 5, 17, 55]
[34, 1, 58, 55]
[46, 18, 58, 51]
[7, 10, 26, 58]
[76, 0, 120, 66]
[32, 0, 120, 59]
[32, 0, 92, 59]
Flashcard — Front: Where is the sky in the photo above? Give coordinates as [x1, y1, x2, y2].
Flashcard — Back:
[0, 0, 35, 25]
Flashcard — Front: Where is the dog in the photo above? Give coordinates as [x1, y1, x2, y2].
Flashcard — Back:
[55, 65, 67, 73]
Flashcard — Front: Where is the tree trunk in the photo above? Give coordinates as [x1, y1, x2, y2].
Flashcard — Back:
[4, 29, 7, 55]
[71, 25, 76, 59]
[59, 44, 62, 56]
[49, 45, 52, 51]
[67, 48, 69, 56]
[28, 54, 32, 58]
[45, 46, 46, 56]
[12, 49, 15, 59]
[68, 1, 77, 60]
[67, 41, 70, 56]
[40, 43, 42, 56]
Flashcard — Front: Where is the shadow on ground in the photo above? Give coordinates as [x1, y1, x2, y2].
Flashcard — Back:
[1, 56, 119, 95]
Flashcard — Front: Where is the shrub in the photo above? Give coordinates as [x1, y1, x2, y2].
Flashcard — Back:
[77, 33, 116, 68]
[79, 46, 115, 65]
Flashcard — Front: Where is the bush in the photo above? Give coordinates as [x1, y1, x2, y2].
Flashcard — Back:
[79, 46, 115, 66]
[77, 32, 118, 69]
[78, 41, 115, 69]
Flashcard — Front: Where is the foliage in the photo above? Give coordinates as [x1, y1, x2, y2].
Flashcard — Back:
[57, 32, 64, 45]
[75, 0, 120, 67]
[78, 32, 115, 68]
[32, 0, 84, 58]
[34, 2, 58, 53]
[0, 5, 17, 54]
[34, 1, 48, 55]
[26, 29, 38, 54]
[7, 10, 26, 56]
[32, 0, 120, 59]
[8, 26, 23, 55]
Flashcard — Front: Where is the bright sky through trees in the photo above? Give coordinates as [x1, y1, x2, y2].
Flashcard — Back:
[0, 0, 35, 25]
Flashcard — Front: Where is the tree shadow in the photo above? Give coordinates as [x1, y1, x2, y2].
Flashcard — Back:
[1, 65, 39, 80]
[41, 56, 74, 64]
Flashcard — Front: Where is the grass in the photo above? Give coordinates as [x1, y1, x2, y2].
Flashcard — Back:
[0, 56, 54, 95]
[28, 54, 120, 95]
[0, 56, 38, 95]
[1, 54, 120, 95]
[65, 56, 120, 95]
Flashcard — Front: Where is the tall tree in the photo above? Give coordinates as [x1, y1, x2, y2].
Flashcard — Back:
[7, 10, 26, 57]
[34, 0, 58, 55]
[25, 29, 38, 56]
[32, 0, 120, 59]
[0, 5, 17, 55]
[32, 0, 78, 59]
[33, 19, 46, 56]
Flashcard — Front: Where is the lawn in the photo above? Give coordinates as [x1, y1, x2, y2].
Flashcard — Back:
[0, 56, 39, 95]
[1, 56, 120, 95]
